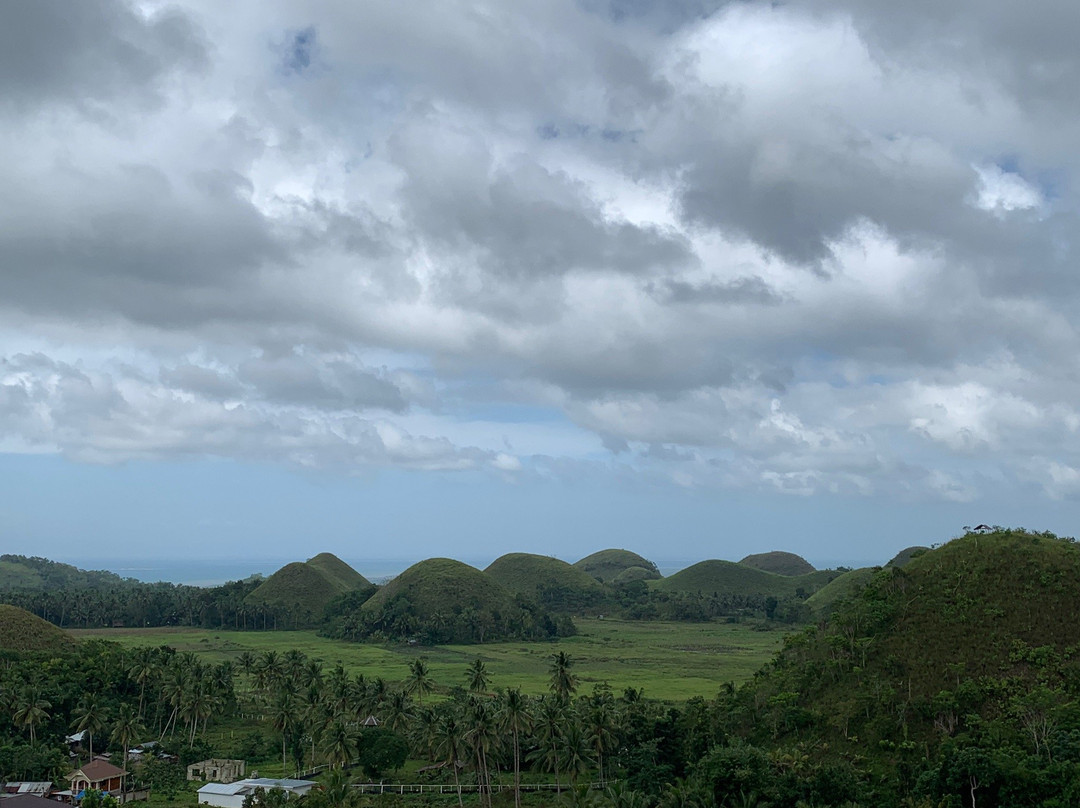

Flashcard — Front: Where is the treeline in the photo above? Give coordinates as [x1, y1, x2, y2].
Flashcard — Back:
[0, 579, 293, 630]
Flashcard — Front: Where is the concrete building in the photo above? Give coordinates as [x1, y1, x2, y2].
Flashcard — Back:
[186, 760, 245, 784]
[196, 779, 317, 808]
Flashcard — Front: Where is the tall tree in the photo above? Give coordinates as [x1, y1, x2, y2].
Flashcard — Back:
[497, 688, 532, 808]
[72, 695, 108, 761]
[466, 658, 489, 695]
[270, 691, 297, 775]
[110, 704, 143, 790]
[13, 687, 51, 745]
[549, 652, 578, 704]
[435, 712, 467, 808]
[405, 658, 434, 706]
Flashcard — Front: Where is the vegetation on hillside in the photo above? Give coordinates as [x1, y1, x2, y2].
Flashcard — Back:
[574, 549, 662, 583]
[804, 566, 878, 617]
[0, 555, 127, 591]
[739, 550, 816, 576]
[329, 558, 574, 644]
[485, 553, 606, 611]
[245, 556, 374, 629]
[0, 605, 78, 654]
[886, 545, 930, 567]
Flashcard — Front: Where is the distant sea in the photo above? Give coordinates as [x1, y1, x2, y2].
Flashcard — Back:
[63, 558, 422, 588]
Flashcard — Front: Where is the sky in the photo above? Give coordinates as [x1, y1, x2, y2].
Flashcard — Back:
[2, 0, 1080, 576]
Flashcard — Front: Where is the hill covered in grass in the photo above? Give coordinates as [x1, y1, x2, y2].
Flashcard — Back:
[886, 545, 929, 567]
[804, 566, 878, 617]
[656, 560, 836, 598]
[245, 554, 372, 627]
[735, 529, 1080, 799]
[739, 551, 815, 576]
[574, 549, 661, 582]
[485, 553, 606, 610]
[343, 558, 571, 644]
[0, 604, 78, 653]
[306, 552, 372, 590]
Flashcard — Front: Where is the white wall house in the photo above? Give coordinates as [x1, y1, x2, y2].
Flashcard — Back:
[196, 779, 317, 808]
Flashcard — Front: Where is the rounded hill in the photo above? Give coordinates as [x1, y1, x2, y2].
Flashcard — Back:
[658, 560, 837, 598]
[885, 545, 929, 567]
[364, 558, 515, 619]
[739, 551, 815, 576]
[306, 552, 371, 589]
[805, 566, 878, 617]
[574, 549, 661, 582]
[746, 530, 1080, 759]
[0, 604, 78, 653]
[485, 553, 605, 609]
[244, 561, 347, 623]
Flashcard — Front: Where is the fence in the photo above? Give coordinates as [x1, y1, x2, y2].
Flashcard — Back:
[352, 782, 608, 795]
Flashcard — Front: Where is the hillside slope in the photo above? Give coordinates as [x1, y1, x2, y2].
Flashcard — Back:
[485, 553, 605, 609]
[306, 552, 371, 590]
[656, 560, 836, 598]
[0, 604, 78, 653]
[574, 549, 661, 582]
[739, 551, 815, 576]
[743, 530, 1080, 757]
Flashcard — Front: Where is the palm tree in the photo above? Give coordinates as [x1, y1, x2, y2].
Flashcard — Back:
[322, 719, 356, 770]
[270, 691, 297, 775]
[72, 695, 108, 760]
[110, 704, 143, 791]
[530, 696, 565, 793]
[128, 648, 157, 720]
[13, 687, 51, 745]
[585, 689, 618, 787]
[466, 658, 489, 695]
[435, 712, 467, 808]
[411, 706, 439, 762]
[464, 697, 498, 808]
[405, 658, 434, 706]
[549, 652, 578, 704]
[383, 690, 413, 734]
[497, 688, 532, 808]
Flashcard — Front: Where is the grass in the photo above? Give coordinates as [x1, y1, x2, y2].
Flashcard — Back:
[574, 549, 661, 582]
[655, 560, 838, 598]
[0, 604, 78, 652]
[70, 618, 787, 701]
[738, 551, 815, 576]
[484, 553, 605, 601]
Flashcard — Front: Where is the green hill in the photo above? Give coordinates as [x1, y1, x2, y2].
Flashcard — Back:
[0, 555, 127, 591]
[574, 549, 661, 583]
[485, 553, 606, 609]
[885, 545, 929, 567]
[739, 551, 815, 576]
[245, 562, 349, 625]
[742, 530, 1080, 760]
[355, 558, 554, 643]
[306, 552, 371, 590]
[612, 565, 660, 584]
[656, 560, 836, 598]
[805, 566, 878, 617]
[0, 604, 78, 653]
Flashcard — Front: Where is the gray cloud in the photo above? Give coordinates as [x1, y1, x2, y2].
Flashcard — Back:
[1, 0, 1079, 503]
[0, 0, 206, 110]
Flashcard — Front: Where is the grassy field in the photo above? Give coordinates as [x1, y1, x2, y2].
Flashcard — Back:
[71, 617, 787, 701]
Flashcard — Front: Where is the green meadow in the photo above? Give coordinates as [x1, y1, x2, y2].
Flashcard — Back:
[71, 617, 786, 701]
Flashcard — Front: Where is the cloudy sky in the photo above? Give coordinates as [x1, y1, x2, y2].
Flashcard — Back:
[3, 0, 1079, 573]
